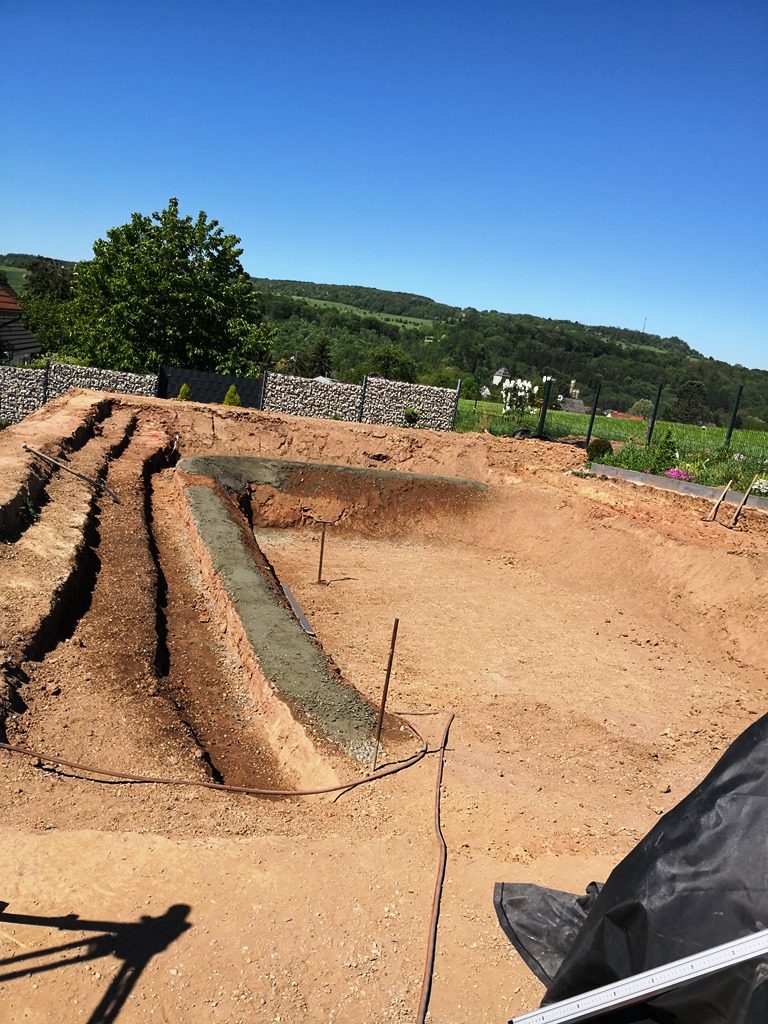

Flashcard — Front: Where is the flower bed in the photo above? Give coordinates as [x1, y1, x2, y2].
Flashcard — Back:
[591, 463, 768, 510]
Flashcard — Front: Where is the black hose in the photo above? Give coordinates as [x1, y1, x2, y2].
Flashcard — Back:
[416, 712, 455, 1024]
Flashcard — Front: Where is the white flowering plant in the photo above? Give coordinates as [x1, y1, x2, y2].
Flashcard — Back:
[501, 378, 538, 421]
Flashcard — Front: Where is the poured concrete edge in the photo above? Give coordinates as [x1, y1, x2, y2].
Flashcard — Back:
[591, 463, 768, 509]
[179, 479, 378, 779]
[177, 454, 489, 496]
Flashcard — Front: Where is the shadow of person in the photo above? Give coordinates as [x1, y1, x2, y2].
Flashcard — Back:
[87, 904, 191, 1023]
[0, 902, 192, 1024]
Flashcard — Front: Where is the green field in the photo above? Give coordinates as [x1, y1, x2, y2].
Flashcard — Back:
[455, 398, 768, 490]
[0, 265, 27, 291]
[299, 296, 433, 329]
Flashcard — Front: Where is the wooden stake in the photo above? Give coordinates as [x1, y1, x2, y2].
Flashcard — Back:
[726, 475, 759, 529]
[703, 479, 733, 522]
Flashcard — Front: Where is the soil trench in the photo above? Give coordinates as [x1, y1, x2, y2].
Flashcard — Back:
[148, 469, 287, 789]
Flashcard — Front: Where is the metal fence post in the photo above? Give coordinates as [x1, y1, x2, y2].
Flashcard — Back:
[357, 374, 368, 422]
[645, 383, 664, 448]
[535, 378, 553, 438]
[451, 378, 461, 430]
[724, 383, 744, 450]
[260, 370, 268, 411]
[42, 359, 51, 404]
[584, 381, 601, 450]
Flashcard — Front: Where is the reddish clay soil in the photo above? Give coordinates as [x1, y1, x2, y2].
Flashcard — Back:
[1, 390, 767, 1024]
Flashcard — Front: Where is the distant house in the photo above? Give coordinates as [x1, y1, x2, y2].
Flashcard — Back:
[0, 283, 42, 365]
[604, 410, 643, 421]
[560, 396, 587, 414]
[492, 366, 510, 386]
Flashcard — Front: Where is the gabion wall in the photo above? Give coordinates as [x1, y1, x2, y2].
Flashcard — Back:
[47, 363, 158, 401]
[362, 377, 457, 431]
[0, 365, 48, 423]
[0, 363, 157, 424]
[261, 372, 457, 430]
[1, 362, 459, 431]
[262, 372, 362, 421]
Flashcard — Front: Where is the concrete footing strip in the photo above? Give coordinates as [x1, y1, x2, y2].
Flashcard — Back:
[590, 463, 768, 509]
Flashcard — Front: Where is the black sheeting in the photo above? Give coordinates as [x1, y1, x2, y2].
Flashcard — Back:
[495, 711, 768, 1023]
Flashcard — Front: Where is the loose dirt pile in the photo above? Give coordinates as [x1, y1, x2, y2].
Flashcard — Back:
[1, 390, 766, 1023]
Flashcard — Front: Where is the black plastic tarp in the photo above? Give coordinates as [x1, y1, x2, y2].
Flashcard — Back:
[495, 712, 768, 1023]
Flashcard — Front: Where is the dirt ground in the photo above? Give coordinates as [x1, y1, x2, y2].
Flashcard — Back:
[1, 390, 767, 1024]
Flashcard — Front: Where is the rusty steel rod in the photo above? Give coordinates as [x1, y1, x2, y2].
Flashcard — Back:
[371, 618, 399, 772]
[316, 519, 334, 584]
[23, 444, 121, 504]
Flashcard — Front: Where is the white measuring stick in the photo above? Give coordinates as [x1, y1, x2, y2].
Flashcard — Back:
[512, 926, 768, 1023]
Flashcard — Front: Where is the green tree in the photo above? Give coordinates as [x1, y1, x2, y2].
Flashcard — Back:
[223, 384, 242, 406]
[25, 258, 73, 301]
[309, 337, 332, 377]
[21, 295, 72, 355]
[629, 398, 654, 418]
[214, 318, 274, 377]
[67, 198, 268, 373]
[177, 382, 192, 401]
[19, 258, 75, 356]
[365, 342, 417, 383]
[674, 380, 708, 424]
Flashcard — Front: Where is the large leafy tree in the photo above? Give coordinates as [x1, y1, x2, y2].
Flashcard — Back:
[365, 342, 417, 382]
[20, 257, 74, 355]
[674, 379, 709, 424]
[67, 198, 271, 374]
[25, 257, 74, 301]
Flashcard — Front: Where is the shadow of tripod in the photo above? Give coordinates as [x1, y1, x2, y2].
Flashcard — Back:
[0, 901, 191, 1023]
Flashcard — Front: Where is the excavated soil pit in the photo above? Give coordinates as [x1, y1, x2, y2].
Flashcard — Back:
[170, 454, 486, 784]
[6, 397, 768, 1024]
[178, 454, 488, 538]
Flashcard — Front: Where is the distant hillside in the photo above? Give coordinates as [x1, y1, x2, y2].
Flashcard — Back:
[6, 252, 767, 424]
[0, 265, 28, 292]
[250, 278, 459, 322]
[1, 253, 76, 270]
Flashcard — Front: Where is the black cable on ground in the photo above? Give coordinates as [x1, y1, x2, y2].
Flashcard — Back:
[1, 710, 456, 1024]
[416, 711, 455, 1024]
[0, 716, 429, 799]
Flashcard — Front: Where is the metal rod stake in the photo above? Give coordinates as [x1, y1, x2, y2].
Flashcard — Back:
[371, 618, 399, 772]
[316, 521, 328, 584]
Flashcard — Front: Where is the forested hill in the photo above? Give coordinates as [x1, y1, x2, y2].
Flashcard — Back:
[255, 288, 768, 425]
[249, 278, 459, 321]
[4, 252, 767, 425]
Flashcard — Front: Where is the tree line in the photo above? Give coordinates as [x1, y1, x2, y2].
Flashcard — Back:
[4, 198, 768, 429]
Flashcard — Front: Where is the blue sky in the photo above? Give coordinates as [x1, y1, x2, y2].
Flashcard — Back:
[5, 1, 767, 368]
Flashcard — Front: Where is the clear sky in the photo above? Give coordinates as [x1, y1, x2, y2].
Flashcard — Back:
[5, 1, 767, 368]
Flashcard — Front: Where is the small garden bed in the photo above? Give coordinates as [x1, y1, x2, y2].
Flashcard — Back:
[590, 427, 768, 496]
[590, 463, 768, 510]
